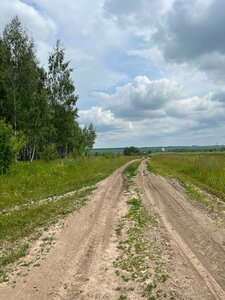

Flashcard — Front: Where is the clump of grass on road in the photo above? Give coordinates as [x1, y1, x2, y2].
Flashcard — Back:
[123, 160, 141, 190]
[124, 160, 140, 178]
[114, 197, 168, 299]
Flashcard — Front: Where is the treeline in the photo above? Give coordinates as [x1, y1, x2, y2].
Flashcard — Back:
[0, 17, 96, 172]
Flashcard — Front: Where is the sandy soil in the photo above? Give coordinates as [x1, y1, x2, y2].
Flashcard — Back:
[1, 159, 225, 299]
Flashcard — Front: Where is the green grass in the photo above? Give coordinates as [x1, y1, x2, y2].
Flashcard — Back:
[148, 152, 225, 199]
[0, 156, 133, 211]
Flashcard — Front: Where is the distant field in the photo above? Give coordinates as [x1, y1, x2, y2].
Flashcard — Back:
[148, 152, 225, 199]
[93, 145, 225, 155]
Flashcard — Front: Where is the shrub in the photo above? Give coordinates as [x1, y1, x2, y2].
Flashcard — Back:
[41, 144, 58, 161]
[0, 120, 19, 174]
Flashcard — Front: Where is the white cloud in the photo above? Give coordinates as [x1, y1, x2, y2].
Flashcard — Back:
[94, 76, 182, 120]
[0, 0, 56, 41]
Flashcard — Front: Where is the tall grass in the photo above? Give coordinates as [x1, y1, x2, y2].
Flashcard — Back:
[0, 156, 133, 211]
[148, 152, 225, 198]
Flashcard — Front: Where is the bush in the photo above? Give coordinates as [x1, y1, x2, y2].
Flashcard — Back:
[41, 144, 57, 161]
[0, 120, 19, 174]
[124, 146, 141, 156]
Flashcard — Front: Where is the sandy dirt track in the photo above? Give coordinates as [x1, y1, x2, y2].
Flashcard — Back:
[1, 160, 225, 299]
[137, 160, 225, 300]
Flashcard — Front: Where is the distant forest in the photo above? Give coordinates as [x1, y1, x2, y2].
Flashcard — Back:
[0, 17, 96, 169]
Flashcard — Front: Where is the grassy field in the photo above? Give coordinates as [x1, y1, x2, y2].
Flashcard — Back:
[148, 152, 225, 199]
[0, 156, 134, 281]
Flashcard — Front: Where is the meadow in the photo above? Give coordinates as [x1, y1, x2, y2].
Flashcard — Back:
[148, 152, 225, 199]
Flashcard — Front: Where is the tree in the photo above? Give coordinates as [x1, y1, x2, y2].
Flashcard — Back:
[47, 40, 79, 157]
[0, 119, 25, 174]
[0, 38, 11, 124]
[82, 123, 97, 155]
[3, 17, 45, 160]
[0, 17, 96, 162]
[124, 146, 140, 156]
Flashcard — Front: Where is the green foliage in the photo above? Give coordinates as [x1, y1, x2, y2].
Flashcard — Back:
[0, 119, 25, 174]
[41, 144, 57, 161]
[114, 195, 166, 299]
[0, 17, 96, 162]
[127, 198, 141, 208]
[82, 123, 97, 155]
[47, 39, 81, 157]
[124, 146, 141, 156]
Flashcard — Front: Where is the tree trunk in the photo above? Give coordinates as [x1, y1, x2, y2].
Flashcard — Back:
[31, 145, 36, 162]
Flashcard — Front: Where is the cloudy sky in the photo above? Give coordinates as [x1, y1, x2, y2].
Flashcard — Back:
[1, 0, 225, 147]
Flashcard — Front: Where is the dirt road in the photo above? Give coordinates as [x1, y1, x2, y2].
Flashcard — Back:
[1, 160, 225, 299]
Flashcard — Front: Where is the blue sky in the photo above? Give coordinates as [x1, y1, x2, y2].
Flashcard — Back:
[1, 0, 225, 147]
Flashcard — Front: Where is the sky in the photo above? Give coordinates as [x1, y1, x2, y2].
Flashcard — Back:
[1, 0, 225, 147]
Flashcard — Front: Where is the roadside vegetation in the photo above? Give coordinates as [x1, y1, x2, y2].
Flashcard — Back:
[148, 153, 225, 197]
[0, 156, 133, 211]
[0, 155, 133, 282]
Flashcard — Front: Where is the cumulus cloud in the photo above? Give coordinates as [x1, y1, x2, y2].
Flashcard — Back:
[94, 76, 182, 120]
[79, 107, 126, 133]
